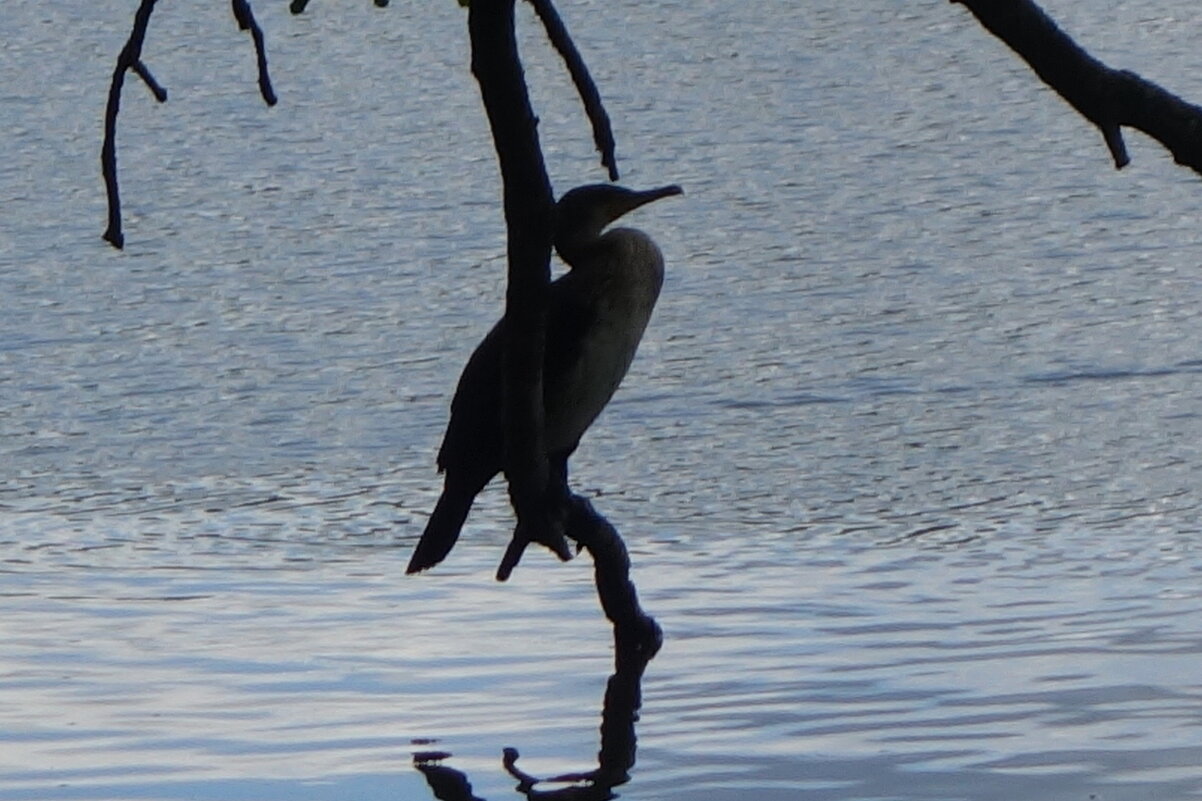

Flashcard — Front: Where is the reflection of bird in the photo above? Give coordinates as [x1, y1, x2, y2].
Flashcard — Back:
[407, 183, 682, 574]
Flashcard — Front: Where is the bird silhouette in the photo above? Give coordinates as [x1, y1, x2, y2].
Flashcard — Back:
[407, 183, 681, 574]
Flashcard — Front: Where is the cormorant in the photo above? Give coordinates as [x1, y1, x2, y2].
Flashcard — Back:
[406, 183, 682, 574]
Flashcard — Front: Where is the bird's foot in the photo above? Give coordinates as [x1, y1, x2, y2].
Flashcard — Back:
[496, 512, 572, 581]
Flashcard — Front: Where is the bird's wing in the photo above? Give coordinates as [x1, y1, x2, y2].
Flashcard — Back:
[435, 279, 596, 473]
[437, 321, 504, 473]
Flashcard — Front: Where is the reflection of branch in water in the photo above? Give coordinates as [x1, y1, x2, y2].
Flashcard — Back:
[413, 640, 653, 800]
[415, 758, 487, 801]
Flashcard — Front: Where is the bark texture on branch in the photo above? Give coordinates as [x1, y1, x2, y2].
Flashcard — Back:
[955, 0, 1202, 174]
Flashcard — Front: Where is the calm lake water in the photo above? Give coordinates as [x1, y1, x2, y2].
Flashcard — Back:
[4, 1, 1202, 799]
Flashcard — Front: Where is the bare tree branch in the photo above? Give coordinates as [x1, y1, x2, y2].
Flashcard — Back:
[130, 60, 168, 102]
[954, 0, 1202, 175]
[565, 496, 661, 654]
[231, 0, 278, 106]
[469, 0, 572, 577]
[102, 0, 164, 250]
[527, 0, 620, 181]
[104, 0, 339, 247]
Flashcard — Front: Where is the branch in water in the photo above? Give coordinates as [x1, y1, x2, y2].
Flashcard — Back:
[102, 0, 164, 250]
[231, 0, 277, 106]
[954, 0, 1202, 175]
[565, 496, 661, 655]
[527, 0, 619, 181]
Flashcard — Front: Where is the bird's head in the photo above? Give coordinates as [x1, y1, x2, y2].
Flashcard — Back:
[554, 183, 682, 263]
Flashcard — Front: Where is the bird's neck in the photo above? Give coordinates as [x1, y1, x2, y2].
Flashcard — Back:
[553, 216, 612, 267]
[556, 228, 664, 310]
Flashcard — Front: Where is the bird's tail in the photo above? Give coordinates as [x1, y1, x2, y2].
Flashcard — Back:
[406, 481, 477, 574]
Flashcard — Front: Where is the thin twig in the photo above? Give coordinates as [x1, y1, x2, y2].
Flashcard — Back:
[130, 60, 167, 102]
[231, 0, 277, 106]
[526, 0, 619, 181]
[102, 0, 163, 250]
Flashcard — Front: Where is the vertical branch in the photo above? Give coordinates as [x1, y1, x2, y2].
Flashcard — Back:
[102, 0, 166, 250]
[468, 0, 571, 579]
[526, 0, 619, 181]
[231, 0, 278, 106]
[104, 0, 290, 248]
[501, 629, 654, 793]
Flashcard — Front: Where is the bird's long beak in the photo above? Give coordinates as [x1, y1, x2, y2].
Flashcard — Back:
[612, 184, 683, 221]
[631, 184, 684, 209]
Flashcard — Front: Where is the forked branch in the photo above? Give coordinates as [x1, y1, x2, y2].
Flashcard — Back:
[102, 0, 282, 248]
[101, 0, 163, 249]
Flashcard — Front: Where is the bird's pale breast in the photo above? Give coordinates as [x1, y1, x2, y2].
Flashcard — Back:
[544, 230, 664, 451]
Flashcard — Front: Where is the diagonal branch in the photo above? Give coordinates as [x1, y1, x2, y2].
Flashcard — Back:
[231, 0, 278, 106]
[954, 0, 1202, 175]
[102, 0, 165, 250]
[565, 496, 661, 655]
[130, 60, 168, 102]
[526, 0, 619, 181]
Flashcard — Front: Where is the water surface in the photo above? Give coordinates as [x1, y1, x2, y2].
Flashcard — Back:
[3, 1, 1202, 799]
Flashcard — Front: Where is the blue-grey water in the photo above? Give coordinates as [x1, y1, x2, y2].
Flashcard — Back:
[4, 1, 1202, 799]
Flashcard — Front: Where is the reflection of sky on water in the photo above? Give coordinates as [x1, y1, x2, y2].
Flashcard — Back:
[4, 0, 1202, 798]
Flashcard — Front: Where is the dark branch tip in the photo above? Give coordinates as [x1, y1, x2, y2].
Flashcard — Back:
[1099, 121, 1129, 170]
